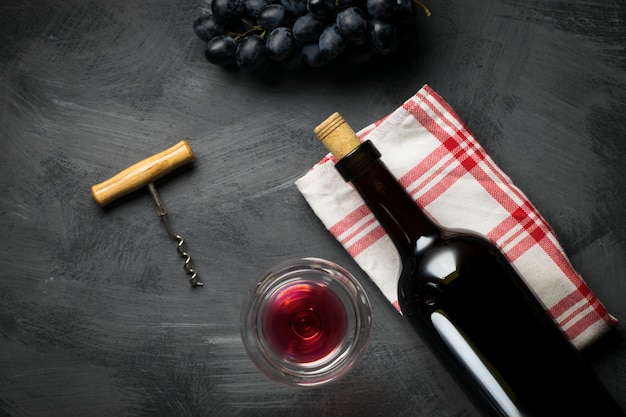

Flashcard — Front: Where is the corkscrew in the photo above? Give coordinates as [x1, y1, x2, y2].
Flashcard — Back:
[91, 140, 203, 287]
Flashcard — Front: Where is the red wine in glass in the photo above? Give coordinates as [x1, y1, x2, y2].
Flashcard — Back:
[262, 280, 349, 364]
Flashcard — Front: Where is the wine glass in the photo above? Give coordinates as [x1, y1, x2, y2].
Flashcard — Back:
[240, 257, 372, 387]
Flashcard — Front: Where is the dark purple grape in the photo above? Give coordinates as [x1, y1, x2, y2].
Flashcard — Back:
[236, 35, 268, 71]
[204, 35, 237, 66]
[301, 42, 327, 67]
[394, 0, 417, 25]
[258, 4, 290, 32]
[282, 46, 304, 69]
[366, 0, 395, 19]
[395, 1, 420, 44]
[244, 0, 270, 19]
[266, 27, 295, 61]
[336, 7, 368, 43]
[280, 0, 308, 17]
[193, 15, 225, 43]
[307, 0, 335, 21]
[318, 24, 345, 59]
[369, 19, 397, 54]
[292, 14, 324, 43]
[212, 0, 244, 24]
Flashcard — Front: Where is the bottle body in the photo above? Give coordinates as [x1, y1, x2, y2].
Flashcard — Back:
[334, 140, 624, 417]
[398, 232, 611, 417]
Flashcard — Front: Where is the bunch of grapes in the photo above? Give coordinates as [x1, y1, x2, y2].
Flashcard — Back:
[193, 0, 430, 73]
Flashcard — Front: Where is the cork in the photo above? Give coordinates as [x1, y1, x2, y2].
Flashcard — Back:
[314, 112, 361, 159]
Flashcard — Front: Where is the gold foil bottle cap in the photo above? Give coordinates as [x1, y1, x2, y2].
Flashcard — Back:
[314, 112, 361, 159]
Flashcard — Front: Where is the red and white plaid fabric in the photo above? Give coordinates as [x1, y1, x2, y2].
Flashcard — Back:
[296, 85, 618, 350]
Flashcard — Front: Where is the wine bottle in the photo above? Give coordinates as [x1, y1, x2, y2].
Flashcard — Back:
[314, 112, 624, 417]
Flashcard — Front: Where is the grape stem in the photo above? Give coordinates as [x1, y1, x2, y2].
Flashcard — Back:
[413, 0, 432, 16]
[228, 18, 266, 42]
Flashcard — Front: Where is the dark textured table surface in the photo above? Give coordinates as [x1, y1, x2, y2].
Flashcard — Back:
[1, 0, 625, 416]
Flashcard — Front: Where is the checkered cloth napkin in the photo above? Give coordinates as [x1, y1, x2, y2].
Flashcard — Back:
[295, 85, 618, 350]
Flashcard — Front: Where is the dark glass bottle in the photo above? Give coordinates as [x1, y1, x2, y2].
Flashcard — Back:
[314, 113, 624, 417]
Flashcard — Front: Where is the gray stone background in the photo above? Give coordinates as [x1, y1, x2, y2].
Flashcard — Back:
[1, 0, 625, 415]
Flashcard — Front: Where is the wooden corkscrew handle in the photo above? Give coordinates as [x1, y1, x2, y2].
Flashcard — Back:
[91, 140, 194, 207]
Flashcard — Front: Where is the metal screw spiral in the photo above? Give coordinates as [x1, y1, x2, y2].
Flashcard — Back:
[148, 183, 204, 287]
[174, 234, 203, 287]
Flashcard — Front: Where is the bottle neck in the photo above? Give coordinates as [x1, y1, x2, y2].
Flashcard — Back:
[336, 141, 441, 255]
